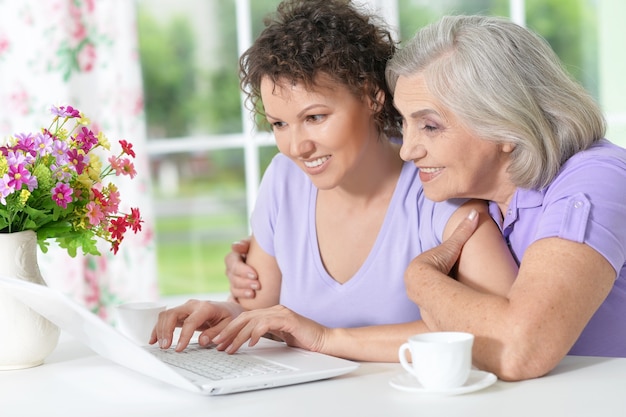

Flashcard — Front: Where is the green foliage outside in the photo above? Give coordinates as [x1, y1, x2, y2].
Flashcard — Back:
[137, 10, 197, 137]
[397, 0, 598, 97]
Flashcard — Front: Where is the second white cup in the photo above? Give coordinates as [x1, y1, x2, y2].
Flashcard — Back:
[114, 301, 166, 346]
[398, 331, 474, 391]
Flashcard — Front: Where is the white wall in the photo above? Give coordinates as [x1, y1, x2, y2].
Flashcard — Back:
[599, 1, 626, 147]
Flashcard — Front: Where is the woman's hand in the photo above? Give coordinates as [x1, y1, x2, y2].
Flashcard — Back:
[225, 238, 261, 300]
[149, 300, 245, 352]
[211, 305, 328, 354]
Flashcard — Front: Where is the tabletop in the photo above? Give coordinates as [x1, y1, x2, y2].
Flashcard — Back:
[1, 332, 625, 417]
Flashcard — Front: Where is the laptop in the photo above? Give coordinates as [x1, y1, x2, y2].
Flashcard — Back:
[0, 276, 359, 395]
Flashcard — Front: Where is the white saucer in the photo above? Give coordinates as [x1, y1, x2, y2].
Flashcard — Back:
[389, 370, 497, 396]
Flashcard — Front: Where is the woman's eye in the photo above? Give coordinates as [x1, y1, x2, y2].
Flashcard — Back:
[307, 114, 324, 122]
[271, 121, 286, 129]
[419, 120, 439, 132]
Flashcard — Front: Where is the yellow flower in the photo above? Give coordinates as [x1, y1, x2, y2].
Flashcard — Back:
[88, 154, 103, 181]
[98, 131, 110, 150]
[55, 128, 69, 141]
[0, 156, 7, 176]
[18, 189, 30, 209]
[78, 114, 91, 126]
[76, 172, 92, 189]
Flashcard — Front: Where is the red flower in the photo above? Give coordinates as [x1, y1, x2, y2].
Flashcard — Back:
[119, 140, 136, 158]
[108, 216, 128, 242]
[127, 207, 143, 233]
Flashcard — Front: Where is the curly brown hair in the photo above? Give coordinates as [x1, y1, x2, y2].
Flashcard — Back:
[239, 0, 401, 138]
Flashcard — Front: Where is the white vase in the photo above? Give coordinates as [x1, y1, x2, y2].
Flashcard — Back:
[0, 230, 60, 370]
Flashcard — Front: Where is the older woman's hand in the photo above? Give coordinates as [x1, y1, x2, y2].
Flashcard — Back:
[225, 238, 261, 300]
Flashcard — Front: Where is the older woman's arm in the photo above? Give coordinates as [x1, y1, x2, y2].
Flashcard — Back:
[406, 212, 615, 381]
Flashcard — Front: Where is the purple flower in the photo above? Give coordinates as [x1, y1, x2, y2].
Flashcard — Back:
[51, 105, 80, 118]
[5, 150, 28, 166]
[34, 132, 54, 156]
[14, 133, 37, 158]
[51, 182, 73, 209]
[50, 164, 73, 182]
[51, 139, 70, 165]
[0, 174, 13, 204]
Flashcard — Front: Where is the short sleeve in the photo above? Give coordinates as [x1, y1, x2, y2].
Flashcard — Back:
[249, 155, 283, 257]
[536, 146, 626, 273]
[417, 193, 467, 250]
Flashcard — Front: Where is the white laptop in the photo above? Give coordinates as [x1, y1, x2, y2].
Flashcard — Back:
[0, 276, 359, 395]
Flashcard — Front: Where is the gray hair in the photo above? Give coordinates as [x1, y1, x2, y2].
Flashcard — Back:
[386, 15, 606, 189]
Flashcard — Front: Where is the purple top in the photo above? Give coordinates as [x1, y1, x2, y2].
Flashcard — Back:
[489, 139, 626, 357]
[251, 154, 464, 328]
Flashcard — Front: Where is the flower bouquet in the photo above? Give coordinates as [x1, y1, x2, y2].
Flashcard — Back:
[0, 105, 143, 257]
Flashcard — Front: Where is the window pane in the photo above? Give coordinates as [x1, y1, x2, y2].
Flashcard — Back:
[138, 0, 280, 295]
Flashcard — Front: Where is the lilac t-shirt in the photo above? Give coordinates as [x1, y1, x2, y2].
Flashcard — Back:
[489, 139, 626, 357]
[251, 154, 464, 328]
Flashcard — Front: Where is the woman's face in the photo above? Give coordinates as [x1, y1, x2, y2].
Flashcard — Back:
[393, 73, 514, 203]
[260, 75, 378, 190]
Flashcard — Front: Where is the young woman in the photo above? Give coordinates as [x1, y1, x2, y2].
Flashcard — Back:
[151, 1, 516, 362]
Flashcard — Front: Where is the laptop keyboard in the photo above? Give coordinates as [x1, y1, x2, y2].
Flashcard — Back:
[150, 344, 293, 381]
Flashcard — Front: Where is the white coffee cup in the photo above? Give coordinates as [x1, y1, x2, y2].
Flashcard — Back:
[398, 331, 474, 390]
[114, 301, 166, 345]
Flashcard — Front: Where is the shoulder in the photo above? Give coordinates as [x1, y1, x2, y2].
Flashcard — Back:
[261, 153, 309, 190]
[265, 153, 301, 175]
[547, 139, 626, 198]
[561, 139, 626, 174]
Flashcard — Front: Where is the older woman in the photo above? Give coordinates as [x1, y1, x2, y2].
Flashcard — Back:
[387, 15, 626, 381]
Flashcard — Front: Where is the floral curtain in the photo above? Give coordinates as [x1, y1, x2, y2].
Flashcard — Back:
[0, 0, 157, 321]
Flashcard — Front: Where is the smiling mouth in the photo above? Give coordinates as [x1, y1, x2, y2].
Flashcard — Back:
[304, 156, 330, 168]
[419, 167, 443, 174]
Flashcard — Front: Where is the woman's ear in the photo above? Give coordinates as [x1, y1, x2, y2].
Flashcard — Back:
[501, 142, 516, 154]
[369, 88, 385, 112]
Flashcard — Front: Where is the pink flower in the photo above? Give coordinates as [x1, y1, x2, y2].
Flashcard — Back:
[120, 158, 137, 179]
[106, 187, 121, 213]
[7, 163, 34, 190]
[85, 201, 104, 226]
[108, 155, 123, 175]
[51, 105, 80, 119]
[67, 148, 88, 174]
[75, 126, 98, 151]
[52, 182, 73, 209]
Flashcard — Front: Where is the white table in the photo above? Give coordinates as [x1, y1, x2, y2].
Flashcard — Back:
[1, 332, 625, 417]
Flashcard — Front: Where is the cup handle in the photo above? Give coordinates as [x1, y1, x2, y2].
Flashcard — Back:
[398, 343, 415, 375]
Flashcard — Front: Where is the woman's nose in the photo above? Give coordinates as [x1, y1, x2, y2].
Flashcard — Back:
[399, 135, 426, 162]
[289, 130, 314, 157]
